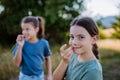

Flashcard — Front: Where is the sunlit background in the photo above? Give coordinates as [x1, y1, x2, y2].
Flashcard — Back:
[83, 0, 120, 17]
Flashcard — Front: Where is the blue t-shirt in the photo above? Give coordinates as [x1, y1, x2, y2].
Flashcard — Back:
[13, 38, 51, 76]
[65, 54, 103, 80]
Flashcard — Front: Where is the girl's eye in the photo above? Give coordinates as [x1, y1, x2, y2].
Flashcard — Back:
[22, 28, 30, 32]
[69, 36, 74, 39]
[78, 36, 84, 40]
[80, 36, 84, 38]
[26, 28, 29, 30]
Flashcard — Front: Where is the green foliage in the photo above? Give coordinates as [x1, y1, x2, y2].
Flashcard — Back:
[98, 27, 108, 39]
[0, 0, 85, 45]
[112, 17, 120, 39]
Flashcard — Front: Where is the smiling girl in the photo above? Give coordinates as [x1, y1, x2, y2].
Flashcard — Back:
[53, 17, 103, 80]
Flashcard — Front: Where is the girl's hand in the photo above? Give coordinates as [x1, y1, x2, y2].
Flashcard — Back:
[60, 44, 73, 63]
[45, 75, 52, 80]
[16, 34, 25, 47]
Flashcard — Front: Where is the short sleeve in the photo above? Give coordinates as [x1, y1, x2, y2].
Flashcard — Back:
[12, 43, 18, 55]
[44, 41, 51, 57]
[82, 69, 103, 80]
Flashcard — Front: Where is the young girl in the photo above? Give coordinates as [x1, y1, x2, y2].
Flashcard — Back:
[13, 16, 52, 80]
[53, 17, 103, 80]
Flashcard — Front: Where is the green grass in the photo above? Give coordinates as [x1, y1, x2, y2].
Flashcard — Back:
[100, 48, 120, 80]
[0, 47, 19, 80]
[97, 39, 120, 80]
[0, 39, 120, 80]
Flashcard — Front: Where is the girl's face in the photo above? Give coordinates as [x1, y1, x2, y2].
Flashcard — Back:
[69, 25, 97, 55]
[21, 22, 39, 41]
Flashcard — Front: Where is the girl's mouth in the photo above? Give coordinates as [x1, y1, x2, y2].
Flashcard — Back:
[72, 47, 81, 52]
[72, 47, 75, 52]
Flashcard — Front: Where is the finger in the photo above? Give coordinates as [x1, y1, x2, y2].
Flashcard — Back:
[60, 44, 67, 52]
[19, 35, 23, 41]
[21, 35, 25, 40]
[60, 46, 72, 57]
[21, 35, 25, 39]
[63, 52, 73, 63]
[16, 35, 21, 41]
[61, 48, 73, 59]
[67, 51, 73, 58]
[16, 35, 24, 42]
[65, 49, 73, 57]
[64, 53, 73, 60]
[65, 47, 72, 53]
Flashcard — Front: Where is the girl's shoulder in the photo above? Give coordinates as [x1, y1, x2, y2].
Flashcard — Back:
[39, 38, 49, 44]
[85, 60, 102, 72]
[40, 38, 47, 41]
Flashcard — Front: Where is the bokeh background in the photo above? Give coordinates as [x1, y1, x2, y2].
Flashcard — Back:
[0, 0, 120, 80]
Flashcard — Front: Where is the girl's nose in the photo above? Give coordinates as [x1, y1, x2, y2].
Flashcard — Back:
[72, 38, 78, 46]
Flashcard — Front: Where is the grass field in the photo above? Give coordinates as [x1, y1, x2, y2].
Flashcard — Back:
[0, 39, 120, 80]
[98, 39, 120, 80]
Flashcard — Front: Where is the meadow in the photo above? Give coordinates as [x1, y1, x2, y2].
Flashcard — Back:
[0, 39, 120, 80]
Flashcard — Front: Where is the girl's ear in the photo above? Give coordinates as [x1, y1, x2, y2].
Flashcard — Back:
[92, 35, 99, 44]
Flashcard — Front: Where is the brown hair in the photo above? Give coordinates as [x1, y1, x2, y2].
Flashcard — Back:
[21, 16, 45, 39]
[70, 17, 99, 59]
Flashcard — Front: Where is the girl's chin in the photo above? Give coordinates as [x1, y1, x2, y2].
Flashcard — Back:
[73, 50, 82, 55]
[25, 38, 30, 41]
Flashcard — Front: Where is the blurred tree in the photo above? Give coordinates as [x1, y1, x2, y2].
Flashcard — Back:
[98, 27, 108, 39]
[0, 0, 46, 45]
[0, 0, 85, 45]
[96, 18, 108, 39]
[111, 3, 120, 39]
[112, 17, 120, 39]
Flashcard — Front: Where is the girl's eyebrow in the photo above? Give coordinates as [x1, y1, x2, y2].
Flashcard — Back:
[70, 34, 85, 36]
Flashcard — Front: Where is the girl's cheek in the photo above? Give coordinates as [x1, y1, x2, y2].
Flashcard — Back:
[69, 40, 72, 45]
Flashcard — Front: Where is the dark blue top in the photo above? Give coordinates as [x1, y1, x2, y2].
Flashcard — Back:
[13, 38, 51, 76]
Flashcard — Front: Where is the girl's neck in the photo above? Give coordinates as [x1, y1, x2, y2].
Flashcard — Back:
[77, 51, 97, 62]
[28, 37, 39, 43]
